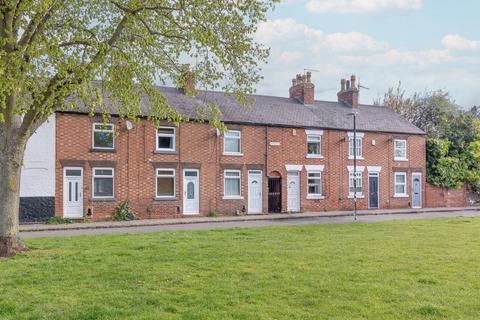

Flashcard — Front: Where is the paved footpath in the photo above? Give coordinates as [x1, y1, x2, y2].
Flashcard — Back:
[20, 208, 480, 239]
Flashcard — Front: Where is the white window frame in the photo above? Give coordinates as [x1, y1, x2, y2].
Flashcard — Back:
[348, 132, 364, 160]
[307, 171, 323, 199]
[92, 123, 115, 150]
[348, 171, 364, 198]
[92, 167, 114, 199]
[394, 139, 408, 161]
[394, 172, 408, 197]
[156, 168, 176, 199]
[156, 127, 176, 152]
[223, 130, 243, 156]
[223, 169, 243, 199]
[306, 130, 323, 159]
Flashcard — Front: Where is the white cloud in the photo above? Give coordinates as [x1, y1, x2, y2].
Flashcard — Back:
[320, 32, 389, 52]
[305, 0, 422, 14]
[277, 51, 304, 63]
[257, 19, 387, 52]
[339, 49, 452, 67]
[442, 34, 480, 51]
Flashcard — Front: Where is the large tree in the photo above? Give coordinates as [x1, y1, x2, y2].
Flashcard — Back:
[0, 0, 276, 257]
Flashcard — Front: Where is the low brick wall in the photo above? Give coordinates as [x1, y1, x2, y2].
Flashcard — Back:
[425, 183, 467, 208]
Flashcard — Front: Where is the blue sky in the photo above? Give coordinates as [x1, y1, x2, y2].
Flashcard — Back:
[255, 0, 480, 107]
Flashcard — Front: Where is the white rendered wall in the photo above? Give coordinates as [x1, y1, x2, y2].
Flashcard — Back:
[20, 114, 56, 197]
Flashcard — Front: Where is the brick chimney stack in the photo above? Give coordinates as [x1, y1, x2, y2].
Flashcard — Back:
[337, 75, 359, 108]
[178, 65, 196, 96]
[289, 71, 315, 105]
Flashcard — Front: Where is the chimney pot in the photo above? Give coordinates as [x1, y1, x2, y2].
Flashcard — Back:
[341, 79, 346, 91]
[351, 75, 356, 89]
[306, 71, 311, 83]
[346, 80, 350, 90]
[292, 78, 296, 86]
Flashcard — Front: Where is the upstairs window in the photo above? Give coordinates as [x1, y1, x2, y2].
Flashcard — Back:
[156, 169, 176, 198]
[348, 136, 363, 159]
[156, 127, 176, 152]
[224, 130, 241, 154]
[306, 130, 323, 158]
[93, 123, 114, 149]
[92, 168, 114, 199]
[394, 139, 408, 160]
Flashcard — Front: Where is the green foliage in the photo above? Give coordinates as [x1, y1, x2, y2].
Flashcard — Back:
[0, 0, 277, 131]
[207, 211, 221, 217]
[46, 217, 74, 225]
[381, 84, 480, 189]
[112, 200, 136, 221]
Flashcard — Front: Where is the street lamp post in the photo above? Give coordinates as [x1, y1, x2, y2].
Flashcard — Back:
[348, 111, 359, 221]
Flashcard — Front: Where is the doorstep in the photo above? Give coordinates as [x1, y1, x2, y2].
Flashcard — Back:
[19, 207, 480, 232]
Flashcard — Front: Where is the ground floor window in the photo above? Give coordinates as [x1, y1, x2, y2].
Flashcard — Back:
[224, 170, 241, 198]
[394, 172, 407, 197]
[349, 172, 363, 197]
[156, 169, 175, 198]
[307, 171, 322, 197]
[92, 168, 114, 199]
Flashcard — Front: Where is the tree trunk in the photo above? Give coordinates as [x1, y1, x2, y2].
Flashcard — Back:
[0, 131, 28, 258]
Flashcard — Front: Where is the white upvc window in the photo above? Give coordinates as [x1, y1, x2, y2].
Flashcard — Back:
[224, 170, 242, 198]
[394, 139, 408, 161]
[348, 132, 364, 159]
[92, 168, 114, 199]
[306, 130, 323, 158]
[92, 123, 115, 149]
[307, 171, 323, 198]
[224, 130, 242, 155]
[349, 172, 363, 197]
[156, 169, 176, 199]
[394, 172, 408, 197]
[156, 127, 176, 152]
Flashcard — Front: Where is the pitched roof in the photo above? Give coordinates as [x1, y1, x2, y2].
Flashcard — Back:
[64, 85, 425, 135]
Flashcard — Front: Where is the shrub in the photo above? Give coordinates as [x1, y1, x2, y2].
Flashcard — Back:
[113, 200, 136, 221]
[46, 217, 73, 225]
[207, 211, 221, 217]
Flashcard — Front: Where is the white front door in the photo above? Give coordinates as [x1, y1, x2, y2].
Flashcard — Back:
[248, 170, 263, 214]
[287, 171, 300, 212]
[183, 169, 200, 215]
[63, 167, 84, 218]
[412, 173, 422, 208]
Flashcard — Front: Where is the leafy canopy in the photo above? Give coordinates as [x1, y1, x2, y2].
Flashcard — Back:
[378, 83, 480, 189]
[0, 0, 276, 133]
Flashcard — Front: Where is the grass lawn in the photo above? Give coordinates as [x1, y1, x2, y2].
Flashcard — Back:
[1, 218, 480, 319]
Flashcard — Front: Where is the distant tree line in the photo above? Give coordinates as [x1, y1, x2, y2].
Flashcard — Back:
[376, 83, 480, 190]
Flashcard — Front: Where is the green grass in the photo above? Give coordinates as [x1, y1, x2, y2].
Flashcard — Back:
[1, 218, 480, 319]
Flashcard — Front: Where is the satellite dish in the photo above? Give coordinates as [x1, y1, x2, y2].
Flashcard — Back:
[126, 120, 133, 131]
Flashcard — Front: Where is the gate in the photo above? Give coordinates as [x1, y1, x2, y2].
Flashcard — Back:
[268, 177, 282, 213]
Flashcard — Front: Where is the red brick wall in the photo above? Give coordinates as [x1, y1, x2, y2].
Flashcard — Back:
[56, 113, 427, 220]
[425, 183, 467, 208]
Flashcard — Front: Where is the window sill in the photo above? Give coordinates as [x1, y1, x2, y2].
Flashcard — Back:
[348, 156, 364, 160]
[348, 195, 365, 199]
[306, 154, 324, 159]
[307, 195, 325, 200]
[394, 194, 409, 198]
[90, 148, 116, 153]
[90, 198, 116, 202]
[154, 150, 177, 155]
[223, 196, 244, 200]
[223, 153, 244, 157]
[394, 158, 409, 162]
[154, 197, 177, 201]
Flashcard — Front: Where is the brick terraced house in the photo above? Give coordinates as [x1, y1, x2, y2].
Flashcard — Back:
[19, 73, 426, 222]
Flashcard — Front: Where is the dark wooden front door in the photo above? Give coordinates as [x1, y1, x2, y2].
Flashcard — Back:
[268, 178, 282, 213]
[369, 175, 379, 209]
